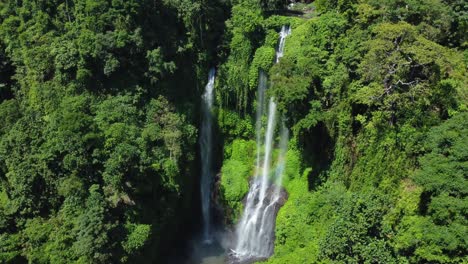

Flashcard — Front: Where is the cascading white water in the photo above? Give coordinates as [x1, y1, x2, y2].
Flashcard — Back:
[276, 25, 291, 63]
[259, 98, 277, 204]
[255, 72, 267, 170]
[232, 25, 291, 261]
[200, 68, 216, 243]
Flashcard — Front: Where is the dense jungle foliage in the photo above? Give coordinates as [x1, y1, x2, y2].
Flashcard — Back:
[0, 0, 228, 262]
[218, 0, 467, 263]
[0, 0, 467, 263]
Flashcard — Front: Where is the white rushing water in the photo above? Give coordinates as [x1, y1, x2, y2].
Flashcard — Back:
[276, 25, 291, 63]
[201, 68, 216, 243]
[232, 25, 291, 261]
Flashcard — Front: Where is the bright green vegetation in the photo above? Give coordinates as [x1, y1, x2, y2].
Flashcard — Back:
[220, 139, 256, 221]
[0, 0, 467, 263]
[218, 0, 467, 263]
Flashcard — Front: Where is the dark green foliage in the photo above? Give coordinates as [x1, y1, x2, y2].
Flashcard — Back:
[0, 99, 19, 136]
[414, 112, 467, 196]
[0, 0, 466, 263]
[392, 113, 468, 263]
[318, 193, 396, 263]
[0, 0, 221, 262]
[73, 185, 111, 263]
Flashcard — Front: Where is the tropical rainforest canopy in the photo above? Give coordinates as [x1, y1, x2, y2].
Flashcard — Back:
[0, 0, 466, 263]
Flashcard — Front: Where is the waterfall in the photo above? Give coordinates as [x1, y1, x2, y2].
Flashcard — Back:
[200, 68, 216, 243]
[255, 71, 267, 171]
[232, 25, 291, 261]
[276, 25, 291, 63]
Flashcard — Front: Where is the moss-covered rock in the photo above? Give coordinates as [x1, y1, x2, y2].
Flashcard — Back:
[219, 139, 256, 222]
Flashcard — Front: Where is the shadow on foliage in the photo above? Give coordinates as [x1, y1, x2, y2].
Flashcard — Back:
[298, 121, 334, 191]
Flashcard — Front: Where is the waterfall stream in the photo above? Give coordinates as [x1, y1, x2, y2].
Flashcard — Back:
[201, 68, 216, 243]
[232, 25, 291, 261]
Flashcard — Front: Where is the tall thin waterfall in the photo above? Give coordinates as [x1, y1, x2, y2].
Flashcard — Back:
[200, 68, 216, 243]
[232, 25, 291, 260]
[276, 25, 291, 63]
